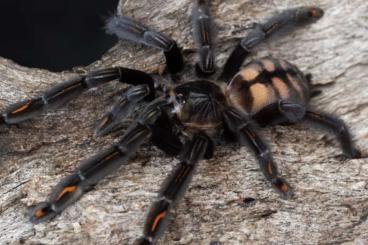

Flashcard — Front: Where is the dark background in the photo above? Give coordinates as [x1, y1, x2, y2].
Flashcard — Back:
[0, 0, 119, 71]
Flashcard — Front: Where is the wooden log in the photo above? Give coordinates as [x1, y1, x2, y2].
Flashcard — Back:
[0, 0, 367, 244]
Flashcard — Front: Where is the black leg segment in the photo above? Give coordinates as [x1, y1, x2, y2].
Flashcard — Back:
[220, 6, 324, 82]
[150, 110, 183, 156]
[192, 0, 216, 76]
[29, 99, 170, 223]
[137, 133, 211, 244]
[223, 108, 293, 198]
[1, 67, 155, 125]
[29, 124, 151, 223]
[94, 84, 151, 137]
[106, 16, 184, 75]
[253, 100, 306, 127]
[304, 111, 361, 158]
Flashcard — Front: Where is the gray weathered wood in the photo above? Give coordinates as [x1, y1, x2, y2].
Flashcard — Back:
[0, 0, 367, 244]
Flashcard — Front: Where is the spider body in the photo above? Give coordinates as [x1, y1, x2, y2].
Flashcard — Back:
[227, 57, 309, 116]
[0, 2, 362, 244]
[172, 57, 309, 134]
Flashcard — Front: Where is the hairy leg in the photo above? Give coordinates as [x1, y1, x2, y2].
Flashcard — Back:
[137, 133, 212, 244]
[220, 6, 324, 82]
[29, 99, 172, 223]
[106, 16, 184, 75]
[1, 67, 155, 125]
[192, 0, 216, 76]
[223, 107, 293, 198]
[304, 110, 361, 158]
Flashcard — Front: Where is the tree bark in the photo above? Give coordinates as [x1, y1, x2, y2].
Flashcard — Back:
[1, 0, 367, 244]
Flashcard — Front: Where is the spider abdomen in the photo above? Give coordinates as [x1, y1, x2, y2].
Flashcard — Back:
[226, 57, 310, 115]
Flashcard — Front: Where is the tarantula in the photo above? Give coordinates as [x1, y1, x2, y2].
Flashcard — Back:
[0, 1, 362, 244]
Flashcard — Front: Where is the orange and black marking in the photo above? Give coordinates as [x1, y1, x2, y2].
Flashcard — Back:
[308, 7, 324, 18]
[55, 185, 78, 201]
[61, 81, 83, 94]
[34, 208, 46, 219]
[274, 179, 290, 193]
[78, 147, 124, 180]
[265, 22, 281, 36]
[174, 163, 192, 184]
[200, 24, 210, 44]
[267, 162, 274, 175]
[29, 202, 56, 223]
[227, 57, 310, 115]
[10, 100, 33, 115]
[151, 211, 167, 232]
[98, 114, 112, 129]
[144, 200, 171, 237]
[243, 127, 257, 141]
[102, 150, 120, 162]
[45, 79, 84, 102]
[7, 98, 44, 117]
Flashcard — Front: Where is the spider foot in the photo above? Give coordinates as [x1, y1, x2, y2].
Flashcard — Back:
[271, 178, 294, 199]
[29, 202, 58, 224]
[135, 237, 152, 245]
[336, 148, 363, 161]
[346, 148, 363, 159]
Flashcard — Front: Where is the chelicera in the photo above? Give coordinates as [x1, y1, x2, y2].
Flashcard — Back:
[0, 1, 362, 244]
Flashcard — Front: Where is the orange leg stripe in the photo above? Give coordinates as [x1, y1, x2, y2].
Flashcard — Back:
[244, 130, 256, 141]
[103, 151, 120, 162]
[175, 165, 189, 183]
[309, 112, 324, 120]
[175, 166, 190, 184]
[175, 169, 184, 183]
[204, 30, 209, 44]
[309, 8, 321, 18]
[267, 162, 273, 175]
[279, 183, 289, 193]
[56, 185, 78, 201]
[151, 211, 167, 232]
[98, 116, 111, 128]
[34, 209, 46, 219]
[63, 83, 81, 92]
[53, 83, 81, 98]
[265, 22, 280, 35]
[11, 100, 32, 114]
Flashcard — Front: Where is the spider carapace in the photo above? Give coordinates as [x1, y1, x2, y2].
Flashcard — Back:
[0, 1, 361, 244]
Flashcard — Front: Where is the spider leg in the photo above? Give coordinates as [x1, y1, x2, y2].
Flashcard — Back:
[223, 107, 293, 199]
[137, 133, 212, 245]
[253, 100, 306, 127]
[29, 98, 170, 223]
[220, 6, 324, 82]
[95, 84, 150, 137]
[150, 110, 183, 156]
[106, 16, 184, 75]
[304, 111, 361, 159]
[1, 67, 154, 125]
[192, 0, 216, 76]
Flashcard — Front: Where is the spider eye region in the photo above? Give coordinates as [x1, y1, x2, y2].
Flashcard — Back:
[173, 81, 226, 129]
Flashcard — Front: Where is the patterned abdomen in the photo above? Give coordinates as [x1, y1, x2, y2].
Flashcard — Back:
[226, 57, 310, 115]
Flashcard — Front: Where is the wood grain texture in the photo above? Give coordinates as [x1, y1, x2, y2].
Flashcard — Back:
[1, 0, 367, 244]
